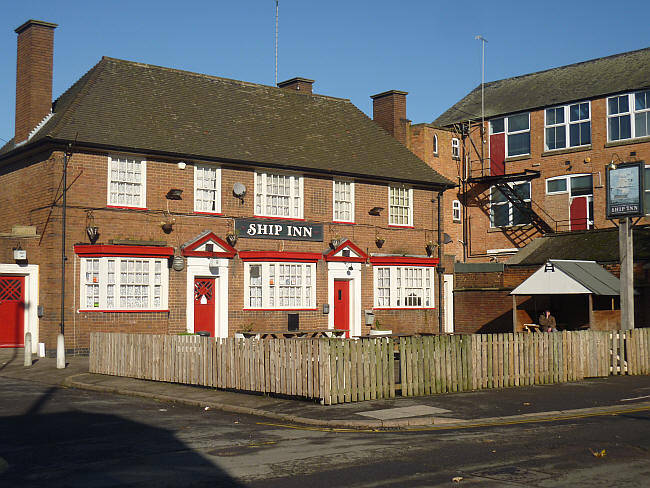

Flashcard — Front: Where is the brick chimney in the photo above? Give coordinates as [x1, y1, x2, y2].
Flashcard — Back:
[14, 19, 58, 143]
[277, 77, 314, 94]
[371, 90, 409, 145]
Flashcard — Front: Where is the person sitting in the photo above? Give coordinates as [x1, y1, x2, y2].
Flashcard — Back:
[539, 309, 558, 332]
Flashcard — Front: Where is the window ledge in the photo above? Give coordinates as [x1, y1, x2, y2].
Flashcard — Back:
[504, 155, 531, 163]
[488, 224, 534, 233]
[79, 309, 169, 313]
[542, 145, 592, 157]
[605, 136, 650, 148]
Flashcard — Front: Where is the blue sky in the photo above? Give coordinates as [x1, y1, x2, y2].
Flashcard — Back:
[1, 0, 649, 144]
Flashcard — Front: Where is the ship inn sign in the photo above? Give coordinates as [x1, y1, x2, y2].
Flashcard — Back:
[235, 218, 324, 241]
[606, 162, 645, 219]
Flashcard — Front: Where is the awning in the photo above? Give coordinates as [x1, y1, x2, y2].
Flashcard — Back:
[511, 259, 620, 296]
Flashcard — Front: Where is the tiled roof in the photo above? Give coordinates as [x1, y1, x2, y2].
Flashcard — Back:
[434, 47, 650, 127]
[1, 57, 453, 187]
[507, 227, 650, 265]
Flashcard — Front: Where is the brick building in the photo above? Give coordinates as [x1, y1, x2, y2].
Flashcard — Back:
[0, 20, 454, 353]
[371, 49, 650, 333]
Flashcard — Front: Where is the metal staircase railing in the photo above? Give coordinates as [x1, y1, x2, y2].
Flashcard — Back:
[494, 182, 555, 235]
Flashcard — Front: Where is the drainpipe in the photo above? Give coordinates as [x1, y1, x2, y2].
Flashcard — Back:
[60, 145, 71, 336]
[437, 190, 444, 334]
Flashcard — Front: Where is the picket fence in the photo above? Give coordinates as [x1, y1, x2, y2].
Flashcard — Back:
[90, 329, 650, 405]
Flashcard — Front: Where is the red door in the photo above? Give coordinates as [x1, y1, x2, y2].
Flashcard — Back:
[334, 280, 350, 338]
[194, 277, 215, 337]
[0, 276, 25, 347]
[490, 133, 505, 176]
[570, 196, 588, 231]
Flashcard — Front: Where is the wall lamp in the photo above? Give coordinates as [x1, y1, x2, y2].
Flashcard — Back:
[166, 188, 183, 200]
[369, 207, 384, 216]
[608, 153, 624, 171]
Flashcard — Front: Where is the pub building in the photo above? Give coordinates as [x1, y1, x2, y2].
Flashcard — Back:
[0, 20, 454, 354]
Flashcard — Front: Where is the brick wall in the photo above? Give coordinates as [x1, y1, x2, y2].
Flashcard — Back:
[0, 150, 445, 351]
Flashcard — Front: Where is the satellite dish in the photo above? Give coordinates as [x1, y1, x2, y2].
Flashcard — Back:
[233, 182, 247, 198]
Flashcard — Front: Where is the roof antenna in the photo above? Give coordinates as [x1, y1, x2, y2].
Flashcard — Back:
[475, 35, 488, 143]
[275, 0, 279, 85]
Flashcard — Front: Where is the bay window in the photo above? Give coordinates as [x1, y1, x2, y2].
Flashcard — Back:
[374, 266, 434, 309]
[244, 261, 316, 309]
[80, 256, 168, 311]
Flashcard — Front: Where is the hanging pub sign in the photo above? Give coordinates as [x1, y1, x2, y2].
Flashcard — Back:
[606, 161, 645, 219]
[234, 218, 324, 241]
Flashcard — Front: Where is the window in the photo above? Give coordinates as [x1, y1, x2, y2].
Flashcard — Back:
[546, 176, 568, 194]
[80, 257, 168, 311]
[244, 262, 316, 309]
[374, 266, 434, 308]
[333, 180, 354, 222]
[545, 102, 591, 151]
[108, 156, 146, 208]
[546, 174, 593, 196]
[608, 90, 650, 141]
[194, 164, 221, 213]
[490, 181, 531, 227]
[388, 185, 413, 226]
[451, 138, 460, 159]
[433, 134, 438, 155]
[452, 200, 461, 222]
[506, 113, 530, 156]
[255, 171, 303, 218]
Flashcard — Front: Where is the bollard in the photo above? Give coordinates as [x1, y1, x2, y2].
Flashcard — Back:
[24, 332, 32, 367]
[56, 333, 66, 369]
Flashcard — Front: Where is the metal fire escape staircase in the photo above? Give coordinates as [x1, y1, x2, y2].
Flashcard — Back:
[468, 169, 557, 241]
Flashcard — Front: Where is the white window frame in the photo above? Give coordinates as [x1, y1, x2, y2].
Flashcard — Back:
[333, 179, 355, 223]
[608, 90, 650, 141]
[546, 175, 569, 195]
[194, 164, 221, 213]
[79, 256, 168, 311]
[388, 185, 413, 226]
[373, 266, 435, 309]
[451, 138, 460, 159]
[433, 134, 438, 155]
[505, 113, 530, 157]
[544, 102, 591, 151]
[254, 170, 304, 219]
[490, 181, 532, 228]
[452, 200, 462, 222]
[643, 164, 650, 215]
[244, 261, 316, 309]
[107, 155, 147, 208]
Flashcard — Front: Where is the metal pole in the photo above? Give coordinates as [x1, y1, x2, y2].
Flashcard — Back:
[619, 217, 635, 329]
[60, 148, 70, 335]
[275, 0, 279, 86]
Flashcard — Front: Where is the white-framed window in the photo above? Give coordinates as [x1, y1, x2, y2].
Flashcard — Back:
[433, 134, 438, 155]
[546, 175, 569, 194]
[388, 185, 413, 226]
[608, 90, 650, 141]
[490, 181, 531, 227]
[244, 262, 316, 309]
[80, 257, 168, 311]
[254, 170, 303, 218]
[546, 174, 593, 196]
[491, 113, 530, 157]
[451, 138, 460, 159]
[108, 156, 146, 208]
[373, 266, 434, 309]
[333, 179, 354, 222]
[194, 164, 221, 213]
[643, 166, 650, 215]
[452, 200, 462, 222]
[545, 102, 591, 151]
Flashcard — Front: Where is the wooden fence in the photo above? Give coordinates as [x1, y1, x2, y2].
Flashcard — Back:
[90, 329, 650, 405]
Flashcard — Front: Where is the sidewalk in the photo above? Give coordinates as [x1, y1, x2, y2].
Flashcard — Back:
[2, 349, 650, 429]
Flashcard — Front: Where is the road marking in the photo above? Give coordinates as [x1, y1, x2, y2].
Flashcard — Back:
[620, 395, 650, 402]
[256, 405, 650, 433]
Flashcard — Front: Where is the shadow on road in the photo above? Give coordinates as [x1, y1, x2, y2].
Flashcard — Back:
[0, 385, 245, 487]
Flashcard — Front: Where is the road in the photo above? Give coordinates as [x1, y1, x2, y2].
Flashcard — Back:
[1, 377, 649, 487]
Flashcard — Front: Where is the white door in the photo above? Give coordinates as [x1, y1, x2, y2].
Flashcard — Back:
[443, 274, 454, 333]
